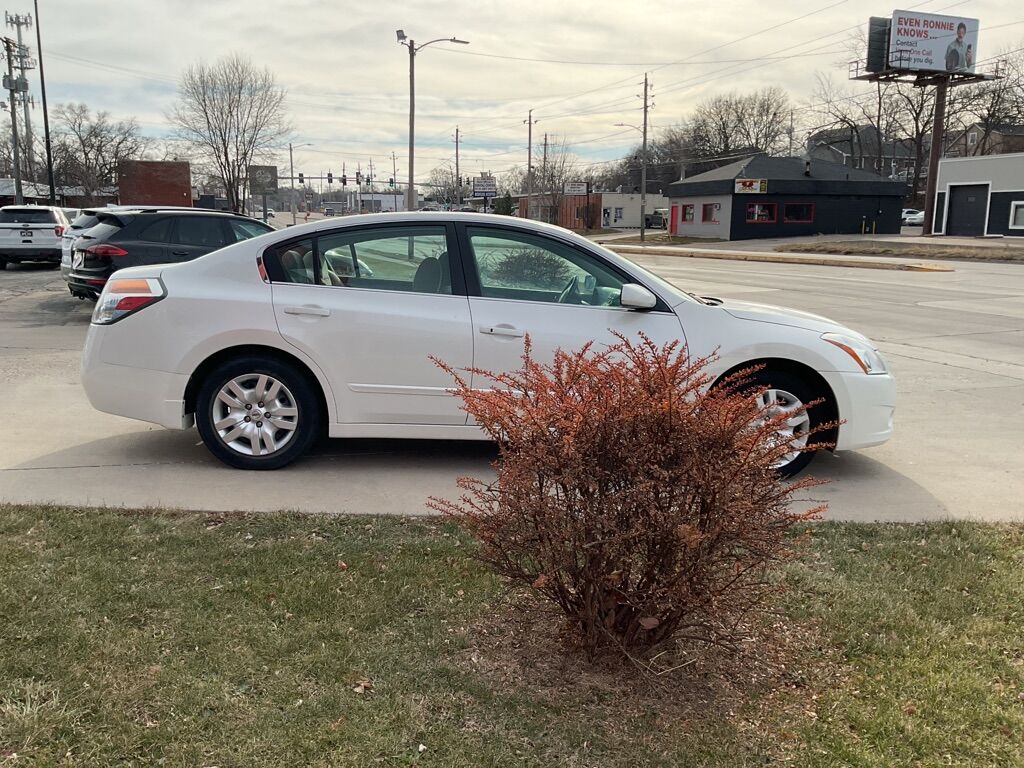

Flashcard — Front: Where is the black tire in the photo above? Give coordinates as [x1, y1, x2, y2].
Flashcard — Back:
[196, 356, 322, 470]
[741, 369, 832, 478]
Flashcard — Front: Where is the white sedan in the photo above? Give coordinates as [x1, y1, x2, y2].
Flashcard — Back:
[81, 212, 894, 475]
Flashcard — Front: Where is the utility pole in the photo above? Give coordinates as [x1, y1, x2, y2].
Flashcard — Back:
[367, 157, 375, 211]
[32, 0, 54, 203]
[921, 78, 948, 236]
[3, 37, 23, 204]
[453, 125, 460, 208]
[640, 72, 650, 243]
[5, 14, 33, 181]
[391, 151, 398, 212]
[524, 109, 537, 219]
[289, 142, 297, 225]
[788, 110, 795, 157]
[541, 133, 548, 222]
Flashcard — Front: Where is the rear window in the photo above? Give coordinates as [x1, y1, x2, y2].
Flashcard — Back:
[70, 213, 101, 230]
[0, 209, 57, 224]
[83, 222, 124, 242]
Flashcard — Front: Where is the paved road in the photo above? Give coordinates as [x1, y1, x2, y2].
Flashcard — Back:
[1, 254, 1021, 521]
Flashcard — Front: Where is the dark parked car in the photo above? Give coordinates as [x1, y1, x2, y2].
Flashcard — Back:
[65, 208, 274, 300]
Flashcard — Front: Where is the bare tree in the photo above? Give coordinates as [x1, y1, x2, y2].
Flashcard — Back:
[533, 138, 580, 224]
[950, 46, 1024, 155]
[49, 103, 148, 203]
[426, 163, 460, 206]
[170, 53, 289, 212]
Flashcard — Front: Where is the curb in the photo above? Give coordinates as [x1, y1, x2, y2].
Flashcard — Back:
[607, 245, 955, 273]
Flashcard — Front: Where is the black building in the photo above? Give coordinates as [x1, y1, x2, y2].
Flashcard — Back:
[666, 155, 906, 241]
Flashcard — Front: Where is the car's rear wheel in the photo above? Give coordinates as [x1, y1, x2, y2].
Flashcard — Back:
[744, 369, 830, 478]
[196, 357, 321, 470]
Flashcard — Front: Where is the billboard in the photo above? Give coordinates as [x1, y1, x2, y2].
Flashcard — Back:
[888, 11, 979, 73]
[247, 165, 279, 195]
[563, 181, 589, 195]
[472, 176, 497, 198]
[734, 178, 767, 194]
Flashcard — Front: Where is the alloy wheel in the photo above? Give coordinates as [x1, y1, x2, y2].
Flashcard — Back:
[212, 373, 299, 457]
[755, 388, 812, 469]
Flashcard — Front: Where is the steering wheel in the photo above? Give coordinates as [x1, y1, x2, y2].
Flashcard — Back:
[556, 275, 582, 304]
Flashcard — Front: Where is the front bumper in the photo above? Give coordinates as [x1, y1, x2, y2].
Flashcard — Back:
[81, 326, 192, 430]
[823, 370, 896, 451]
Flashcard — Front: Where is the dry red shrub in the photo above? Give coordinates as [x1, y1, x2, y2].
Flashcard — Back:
[430, 334, 825, 660]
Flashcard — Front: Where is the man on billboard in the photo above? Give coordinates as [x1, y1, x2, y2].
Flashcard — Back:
[945, 22, 969, 71]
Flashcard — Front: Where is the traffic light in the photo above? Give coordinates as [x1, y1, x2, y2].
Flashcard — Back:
[341, 174, 347, 187]
[355, 171, 362, 185]
[298, 172, 304, 185]
[389, 177, 394, 188]
[327, 172, 333, 184]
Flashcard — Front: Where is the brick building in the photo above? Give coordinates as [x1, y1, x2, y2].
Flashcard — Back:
[117, 160, 192, 206]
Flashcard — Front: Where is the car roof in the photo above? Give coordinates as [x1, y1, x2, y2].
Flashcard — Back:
[0, 204, 64, 212]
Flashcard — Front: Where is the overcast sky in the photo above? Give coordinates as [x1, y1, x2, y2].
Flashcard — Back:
[22, 0, 1024, 182]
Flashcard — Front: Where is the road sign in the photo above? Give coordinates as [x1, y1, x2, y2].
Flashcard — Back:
[564, 181, 589, 195]
[248, 165, 279, 195]
[472, 176, 497, 198]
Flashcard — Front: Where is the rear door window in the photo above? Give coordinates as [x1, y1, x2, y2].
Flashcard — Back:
[138, 218, 172, 243]
[173, 216, 229, 248]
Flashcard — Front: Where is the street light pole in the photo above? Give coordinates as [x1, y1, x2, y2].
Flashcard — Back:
[397, 30, 468, 214]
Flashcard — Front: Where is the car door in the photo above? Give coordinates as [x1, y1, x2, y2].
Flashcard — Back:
[269, 222, 473, 425]
[169, 215, 231, 262]
[457, 224, 686, 389]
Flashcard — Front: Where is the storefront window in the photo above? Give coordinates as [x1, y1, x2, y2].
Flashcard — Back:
[1011, 202, 1024, 229]
[680, 204, 694, 223]
[701, 203, 719, 223]
[745, 203, 777, 223]
[783, 203, 815, 223]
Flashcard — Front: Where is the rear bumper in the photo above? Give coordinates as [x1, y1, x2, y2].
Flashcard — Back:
[1, 248, 61, 262]
[66, 270, 108, 299]
[81, 327, 192, 430]
[823, 370, 896, 451]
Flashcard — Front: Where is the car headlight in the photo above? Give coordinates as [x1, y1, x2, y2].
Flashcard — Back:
[822, 332, 888, 374]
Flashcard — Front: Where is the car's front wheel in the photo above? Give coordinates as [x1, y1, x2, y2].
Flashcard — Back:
[743, 369, 832, 478]
[196, 357, 321, 470]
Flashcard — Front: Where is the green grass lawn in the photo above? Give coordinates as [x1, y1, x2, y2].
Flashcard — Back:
[1, 505, 1022, 766]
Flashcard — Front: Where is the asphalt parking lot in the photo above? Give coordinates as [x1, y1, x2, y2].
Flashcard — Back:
[1, 253, 1022, 521]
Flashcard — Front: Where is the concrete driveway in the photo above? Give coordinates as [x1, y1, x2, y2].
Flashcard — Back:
[1, 253, 1022, 521]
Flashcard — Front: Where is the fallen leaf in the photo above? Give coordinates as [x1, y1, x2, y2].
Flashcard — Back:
[639, 616, 660, 630]
[352, 679, 373, 695]
[532, 574, 548, 589]
[337, 560, 348, 571]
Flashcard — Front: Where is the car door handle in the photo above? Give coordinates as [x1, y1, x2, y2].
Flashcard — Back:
[479, 324, 524, 338]
[283, 305, 331, 317]
[171, 250, 189, 256]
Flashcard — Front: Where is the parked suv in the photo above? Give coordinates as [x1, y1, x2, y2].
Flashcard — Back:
[65, 208, 274, 300]
[0, 205, 69, 269]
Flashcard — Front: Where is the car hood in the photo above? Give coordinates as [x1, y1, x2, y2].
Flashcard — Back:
[719, 298, 866, 338]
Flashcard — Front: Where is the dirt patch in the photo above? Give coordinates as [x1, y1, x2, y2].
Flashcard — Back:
[779, 240, 1024, 262]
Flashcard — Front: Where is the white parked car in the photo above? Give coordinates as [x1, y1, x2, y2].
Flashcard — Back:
[902, 208, 924, 226]
[81, 213, 895, 475]
[0, 205, 68, 269]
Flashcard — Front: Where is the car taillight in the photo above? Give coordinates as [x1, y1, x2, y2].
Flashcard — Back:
[92, 278, 165, 325]
[55, 225, 65, 237]
[85, 243, 129, 258]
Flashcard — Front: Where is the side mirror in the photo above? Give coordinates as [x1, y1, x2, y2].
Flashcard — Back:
[620, 283, 657, 310]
